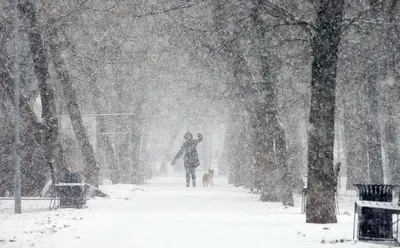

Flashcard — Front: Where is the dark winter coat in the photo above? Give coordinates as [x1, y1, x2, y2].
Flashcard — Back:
[173, 134, 203, 168]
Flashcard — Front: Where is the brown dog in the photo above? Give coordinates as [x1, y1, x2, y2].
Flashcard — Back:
[202, 169, 214, 187]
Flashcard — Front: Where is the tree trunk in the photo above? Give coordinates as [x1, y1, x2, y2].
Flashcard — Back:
[383, 0, 400, 184]
[210, 1, 248, 186]
[365, 72, 383, 184]
[250, 106, 280, 201]
[306, 0, 345, 224]
[1, 63, 51, 195]
[97, 117, 118, 183]
[18, 0, 64, 185]
[219, 122, 230, 176]
[274, 122, 294, 206]
[117, 134, 132, 183]
[48, 27, 99, 187]
[249, 5, 294, 203]
[384, 104, 400, 184]
[345, 124, 369, 188]
[140, 127, 152, 181]
[131, 115, 142, 184]
[225, 108, 237, 185]
[236, 117, 248, 187]
[203, 123, 211, 171]
[344, 81, 369, 188]
[1, 68, 47, 139]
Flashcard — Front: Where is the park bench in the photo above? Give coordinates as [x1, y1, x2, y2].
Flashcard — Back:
[53, 172, 88, 209]
[0, 196, 57, 210]
[1, 172, 88, 210]
[352, 184, 400, 243]
[0, 183, 88, 210]
[53, 182, 88, 209]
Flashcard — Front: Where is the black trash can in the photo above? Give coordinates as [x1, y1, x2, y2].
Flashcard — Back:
[58, 172, 85, 208]
[354, 184, 396, 240]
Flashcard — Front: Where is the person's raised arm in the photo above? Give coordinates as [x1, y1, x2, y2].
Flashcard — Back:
[171, 143, 185, 165]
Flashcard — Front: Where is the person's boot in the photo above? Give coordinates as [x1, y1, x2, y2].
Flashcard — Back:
[186, 182, 189, 187]
[192, 181, 196, 187]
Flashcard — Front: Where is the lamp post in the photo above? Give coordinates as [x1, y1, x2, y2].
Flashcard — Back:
[12, 0, 21, 214]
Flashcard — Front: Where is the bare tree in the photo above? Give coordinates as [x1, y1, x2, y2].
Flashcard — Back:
[47, 24, 99, 186]
[306, 0, 345, 224]
[18, 0, 66, 187]
[382, 0, 400, 184]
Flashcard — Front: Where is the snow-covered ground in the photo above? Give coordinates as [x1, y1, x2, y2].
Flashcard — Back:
[0, 174, 392, 248]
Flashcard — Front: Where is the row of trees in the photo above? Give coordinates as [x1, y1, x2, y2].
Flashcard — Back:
[0, 0, 220, 196]
[0, 0, 399, 224]
[167, 0, 400, 223]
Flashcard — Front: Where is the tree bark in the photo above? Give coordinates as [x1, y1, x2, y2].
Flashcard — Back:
[211, 1, 293, 203]
[250, 106, 280, 201]
[383, 0, 400, 184]
[224, 106, 243, 186]
[210, 1, 246, 186]
[219, 122, 230, 176]
[1, 63, 51, 195]
[97, 117, 118, 183]
[365, 72, 383, 184]
[384, 103, 400, 182]
[1, 67, 47, 137]
[234, 114, 248, 187]
[48, 26, 99, 187]
[18, 0, 65, 185]
[130, 115, 142, 184]
[139, 127, 152, 181]
[344, 93, 368, 188]
[306, 0, 345, 224]
[274, 122, 294, 206]
[248, 4, 293, 203]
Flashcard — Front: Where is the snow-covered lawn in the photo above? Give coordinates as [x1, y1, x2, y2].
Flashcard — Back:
[0, 175, 391, 248]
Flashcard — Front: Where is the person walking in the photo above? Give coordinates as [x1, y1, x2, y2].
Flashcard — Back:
[171, 132, 203, 187]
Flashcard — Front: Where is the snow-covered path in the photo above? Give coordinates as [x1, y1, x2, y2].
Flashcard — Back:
[0, 175, 386, 247]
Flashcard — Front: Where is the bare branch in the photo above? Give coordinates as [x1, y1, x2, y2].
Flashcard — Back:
[127, 2, 201, 18]
[341, 0, 387, 33]
[258, 0, 316, 35]
[77, 0, 121, 12]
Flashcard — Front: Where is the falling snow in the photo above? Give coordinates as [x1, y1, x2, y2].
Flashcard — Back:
[1, 0, 400, 247]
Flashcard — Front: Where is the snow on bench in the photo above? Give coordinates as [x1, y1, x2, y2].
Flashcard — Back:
[54, 183, 87, 187]
[0, 197, 54, 201]
[353, 201, 400, 241]
[356, 201, 400, 212]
